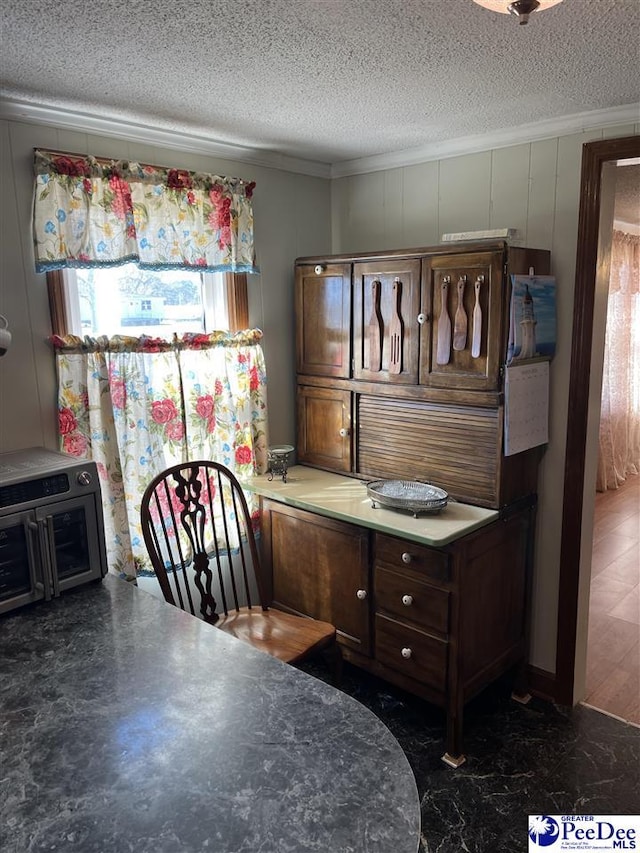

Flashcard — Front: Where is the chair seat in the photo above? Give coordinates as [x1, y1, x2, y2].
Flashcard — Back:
[215, 607, 336, 663]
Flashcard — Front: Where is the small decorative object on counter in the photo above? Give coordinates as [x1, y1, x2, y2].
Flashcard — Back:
[366, 479, 449, 517]
[267, 445, 295, 482]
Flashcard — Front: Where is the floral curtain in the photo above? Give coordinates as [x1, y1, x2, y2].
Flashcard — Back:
[32, 149, 257, 274]
[54, 330, 268, 578]
[597, 231, 640, 491]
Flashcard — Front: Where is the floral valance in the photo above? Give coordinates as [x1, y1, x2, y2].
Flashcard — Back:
[32, 149, 258, 275]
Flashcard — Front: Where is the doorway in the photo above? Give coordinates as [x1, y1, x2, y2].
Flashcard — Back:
[583, 161, 640, 722]
[556, 135, 640, 708]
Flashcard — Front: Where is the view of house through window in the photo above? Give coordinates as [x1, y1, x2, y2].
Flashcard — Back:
[63, 263, 229, 337]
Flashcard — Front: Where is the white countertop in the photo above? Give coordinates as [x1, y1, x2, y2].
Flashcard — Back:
[244, 466, 498, 547]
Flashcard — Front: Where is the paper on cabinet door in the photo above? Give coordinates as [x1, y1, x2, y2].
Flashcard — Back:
[504, 362, 549, 456]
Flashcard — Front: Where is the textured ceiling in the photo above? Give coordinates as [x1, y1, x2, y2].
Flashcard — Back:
[0, 0, 639, 165]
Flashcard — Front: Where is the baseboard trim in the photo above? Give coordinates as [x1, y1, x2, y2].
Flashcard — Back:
[527, 665, 558, 704]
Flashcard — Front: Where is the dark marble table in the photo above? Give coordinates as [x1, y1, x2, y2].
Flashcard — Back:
[0, 575, 420, 853]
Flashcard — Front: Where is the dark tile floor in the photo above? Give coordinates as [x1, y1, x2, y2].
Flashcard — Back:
[298, 661, 640, 853]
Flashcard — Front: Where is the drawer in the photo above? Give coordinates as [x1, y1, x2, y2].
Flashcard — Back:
[375, 614, 448, 693]
[375, 565, 449, 635]
[375, 534, 450, 583]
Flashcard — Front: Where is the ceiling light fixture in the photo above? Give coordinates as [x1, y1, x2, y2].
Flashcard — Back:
[472, 0, 564, 25]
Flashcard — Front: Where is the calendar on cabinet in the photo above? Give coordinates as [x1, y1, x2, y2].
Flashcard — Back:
[504, 361, 549, 456]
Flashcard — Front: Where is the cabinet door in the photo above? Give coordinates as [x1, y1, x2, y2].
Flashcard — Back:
[296, 263, 351, 377]
[297, 385, 352, 473]
[261, 500, 371, 654]
[353, 259, 421, 384]
[420, 251, 505, 391]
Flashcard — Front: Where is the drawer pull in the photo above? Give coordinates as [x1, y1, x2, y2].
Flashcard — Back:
[356, 589, 368, 600]
[401, 552, 412, 564]
[401, 594, 413, 606]
[339, 427, 350, 437]
[401, 647, 412, 659]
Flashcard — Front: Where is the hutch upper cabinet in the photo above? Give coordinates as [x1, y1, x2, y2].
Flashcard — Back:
[295, 242, 550, 508]
[297, 244, 550, 391]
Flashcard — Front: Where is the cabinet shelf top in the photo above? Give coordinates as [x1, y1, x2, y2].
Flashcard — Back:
[244, 465, 498, 548]
[295, 240, 539, 267]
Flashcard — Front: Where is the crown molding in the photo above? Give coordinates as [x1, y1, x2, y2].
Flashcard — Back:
[0, 96, 332, 179]
[330, 104, 640, 178]
[1, 95, 638, 181]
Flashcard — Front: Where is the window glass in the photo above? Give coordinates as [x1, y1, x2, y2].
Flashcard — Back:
[65, 264, 228, 337]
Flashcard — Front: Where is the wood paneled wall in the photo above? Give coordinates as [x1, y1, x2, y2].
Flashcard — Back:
[330, 123, 640, 675]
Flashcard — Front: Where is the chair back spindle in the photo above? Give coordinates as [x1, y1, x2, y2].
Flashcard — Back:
[141, 460, 339, 673]
[141, 462, 264, 624]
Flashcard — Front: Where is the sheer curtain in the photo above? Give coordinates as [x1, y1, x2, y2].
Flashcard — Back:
[597, 230, 640, 491]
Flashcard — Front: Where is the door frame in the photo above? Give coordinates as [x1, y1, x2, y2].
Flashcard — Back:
[555, 134, 640, 706]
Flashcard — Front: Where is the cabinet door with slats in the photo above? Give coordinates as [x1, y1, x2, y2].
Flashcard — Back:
[356, 394, 501, 507]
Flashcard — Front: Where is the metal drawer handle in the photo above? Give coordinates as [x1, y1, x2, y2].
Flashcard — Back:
[401, 647, 412, 659]
[356, 589, 367, 600]
[402, 594, 413, 606]
[401, 552, 412, 564]
[339, 428, 350, 437]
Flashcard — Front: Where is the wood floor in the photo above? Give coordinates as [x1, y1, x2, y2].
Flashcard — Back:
[584, 473, 639, 724]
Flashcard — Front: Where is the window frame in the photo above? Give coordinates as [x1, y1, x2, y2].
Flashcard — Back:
[47, 270, 249, 337]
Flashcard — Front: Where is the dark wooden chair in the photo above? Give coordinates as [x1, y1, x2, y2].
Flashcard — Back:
[140, 461, 340, 673]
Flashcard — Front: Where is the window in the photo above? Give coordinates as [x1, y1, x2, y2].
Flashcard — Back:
[65, 264, 228, 337]
[47, 267, 249, 337]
